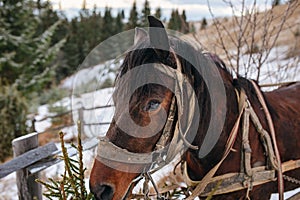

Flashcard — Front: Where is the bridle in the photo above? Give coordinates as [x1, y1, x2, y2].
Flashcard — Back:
[95, 51, 199, 199]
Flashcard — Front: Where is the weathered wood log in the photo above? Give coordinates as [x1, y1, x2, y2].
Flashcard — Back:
[0, 142, 57, 178]
[28, 137, 98, 174]
[12, 132, 42, 200]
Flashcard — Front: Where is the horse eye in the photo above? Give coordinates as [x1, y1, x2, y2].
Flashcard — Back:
[144, 100, 161, 112]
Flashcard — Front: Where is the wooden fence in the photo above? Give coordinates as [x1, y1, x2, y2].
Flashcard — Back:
[0, 104, 113, 200]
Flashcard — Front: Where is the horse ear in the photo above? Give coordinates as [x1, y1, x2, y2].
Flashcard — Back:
[148, 16, 170, 59]
[134, 27, 147, 45]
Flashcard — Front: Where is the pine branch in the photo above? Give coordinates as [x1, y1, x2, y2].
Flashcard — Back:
[36, 127, 95, 200]
[77, 121, 87, 199]
[59, 131, 81, 198]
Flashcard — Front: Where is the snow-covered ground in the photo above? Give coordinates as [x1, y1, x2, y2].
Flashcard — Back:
[235, 45, 300, 88]
[60, 59, 118, 91]
[0, 44, 299, 199]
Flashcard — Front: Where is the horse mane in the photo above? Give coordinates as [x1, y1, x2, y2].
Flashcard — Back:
[116, 36, 236, 141]
[118, 40, 177, 78]
[233, 77, 258, 95]
[117, 35, 234, 89]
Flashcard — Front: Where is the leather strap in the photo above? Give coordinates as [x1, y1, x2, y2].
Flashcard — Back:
[250, 80, 284, 200]
[184, 89, 247, 200]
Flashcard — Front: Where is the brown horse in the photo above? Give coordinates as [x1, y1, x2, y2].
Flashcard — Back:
[90, 16, 300, 200]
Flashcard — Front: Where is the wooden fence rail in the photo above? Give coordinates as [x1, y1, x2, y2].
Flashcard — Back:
[32, 104, 114, 135]
[0, 104, 112, 200]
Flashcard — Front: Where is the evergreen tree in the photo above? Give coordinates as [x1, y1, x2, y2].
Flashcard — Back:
[0, 0, 65, 95]
[200, 17, 208, 30]
[101, 7, 114, 40]
[272, 0, 280, 7]
[89, 5, 102, 48]
[36, 0, 60, 35]
[168, 9, 181, 31]
[0, 0, 65, 160]
[121, 9, 125, 19]
[168, 10, 175, 30]
[175, 9, 181, 30]
[34, 0, 69, 83]
[168, 9, 189, 33]
[141, 0, 151, 27]
[181, 10, 189, 33]
[181, 10, 187, 21]
[60, 6, 103, 80]
[126, 1, 139, 30]
[154, 7, 162, 19]
[114, 11, 124, 33]
[62, 17, 81, 74]
[0, 83, 28, 161]
[81, 0, 88, 15]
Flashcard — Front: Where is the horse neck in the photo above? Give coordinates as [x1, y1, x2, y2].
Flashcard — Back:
[185, 68, 241, 180]
[186, 71, 271, 180]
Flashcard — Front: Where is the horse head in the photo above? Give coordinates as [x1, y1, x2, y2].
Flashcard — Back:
[89, 16, 228, 200]
[90, 16, 181, 199]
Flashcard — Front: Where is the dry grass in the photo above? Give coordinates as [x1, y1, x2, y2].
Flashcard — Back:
[38, 114, 73, 146]
[191, 3, 300, 62]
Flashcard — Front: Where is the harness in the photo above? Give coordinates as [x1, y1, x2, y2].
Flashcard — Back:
[133, 85, 300, 200]
[183, 86, 285, 200]
[95, 57, 300, 199]
[182, 82, 300, 199]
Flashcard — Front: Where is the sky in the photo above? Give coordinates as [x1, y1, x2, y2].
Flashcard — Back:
[49, 0, 273, 21]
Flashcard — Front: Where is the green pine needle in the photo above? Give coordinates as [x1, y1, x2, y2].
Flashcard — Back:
[36, 121, 95, 200]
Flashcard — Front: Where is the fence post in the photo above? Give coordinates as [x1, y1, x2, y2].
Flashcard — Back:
[12, 132, 42, 200]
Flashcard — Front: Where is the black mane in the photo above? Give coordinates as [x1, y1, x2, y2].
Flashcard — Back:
[118, 35, 233, 87]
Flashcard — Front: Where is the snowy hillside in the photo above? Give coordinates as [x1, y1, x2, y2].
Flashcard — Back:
[234, 45, 299, 90]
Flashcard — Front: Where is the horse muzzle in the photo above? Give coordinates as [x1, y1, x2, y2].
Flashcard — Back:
[90, 183, 114, 200]
[90, 158, 141, 200]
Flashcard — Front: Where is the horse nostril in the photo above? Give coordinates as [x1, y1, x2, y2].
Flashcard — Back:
[92, 184, 114, 200]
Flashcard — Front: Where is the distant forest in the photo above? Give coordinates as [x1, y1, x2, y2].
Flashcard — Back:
[44, 0, 190, 83]
[0, 0, 190, 161]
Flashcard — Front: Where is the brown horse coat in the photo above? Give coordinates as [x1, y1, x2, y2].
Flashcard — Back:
[90, 16, 300, 200]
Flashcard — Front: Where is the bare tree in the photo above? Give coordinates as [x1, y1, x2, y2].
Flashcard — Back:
[194, 0, 300, 85]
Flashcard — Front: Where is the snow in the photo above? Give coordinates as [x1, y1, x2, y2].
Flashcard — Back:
[34, 105, 52, 133]
[0, 173, 18, 199]
[60, 59, 119, 91]
[70, 87, 115, 138]
[0, 61, 116, 198]
[232, 45, 300, 90]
